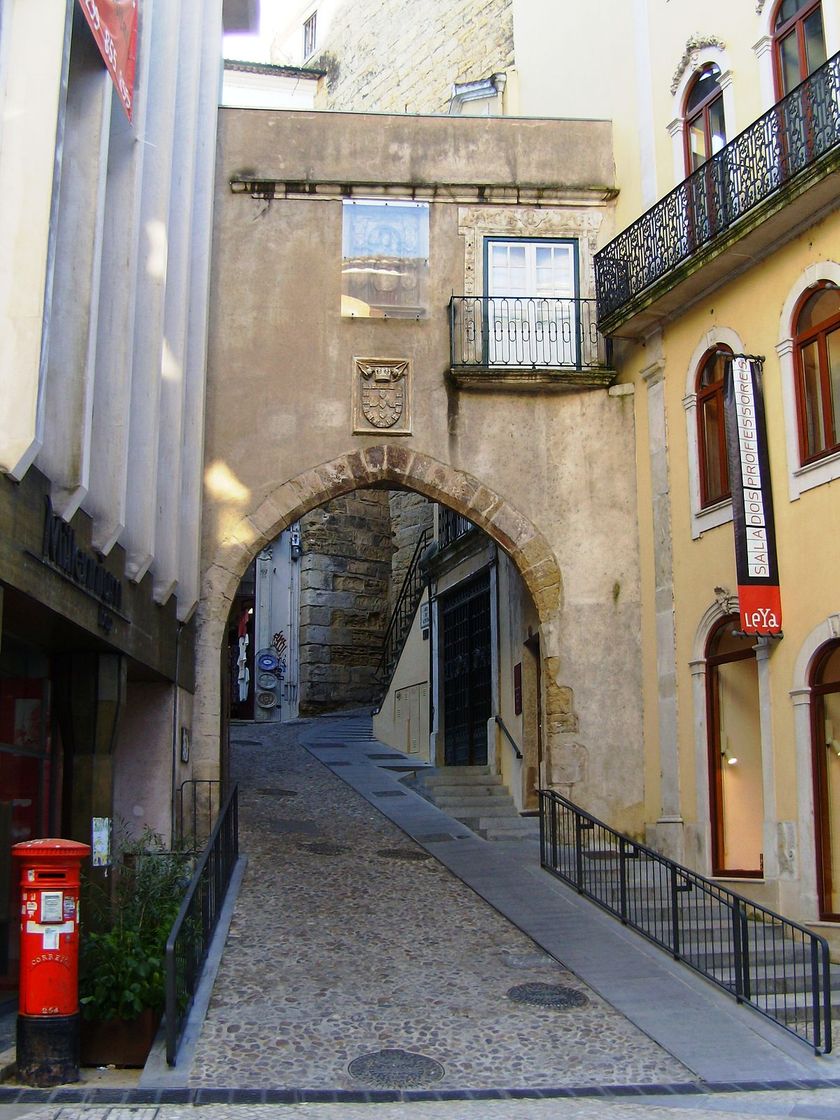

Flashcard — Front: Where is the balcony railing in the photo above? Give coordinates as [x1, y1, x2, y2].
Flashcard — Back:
[449, 295, 611, 373]
[595, 50, 840, 324]
[438, 506, 475, 550]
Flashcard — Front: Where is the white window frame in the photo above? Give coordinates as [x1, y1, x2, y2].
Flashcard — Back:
[683, 327, 745, 539]
[777, 261, 840, 500]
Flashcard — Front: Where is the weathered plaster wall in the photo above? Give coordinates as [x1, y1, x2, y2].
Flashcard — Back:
[199, 109, 642, 829]
[309, 0, 514, 114]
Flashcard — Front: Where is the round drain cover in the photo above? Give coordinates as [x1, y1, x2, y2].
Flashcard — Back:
[376, 848, 432, 862]
[348, 1048, 445, 1088]
[506, 982, 589, 1010]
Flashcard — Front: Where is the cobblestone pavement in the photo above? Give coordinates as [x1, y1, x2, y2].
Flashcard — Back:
[186, 718, 688, 1090]
[4, 1088, 840, 1120]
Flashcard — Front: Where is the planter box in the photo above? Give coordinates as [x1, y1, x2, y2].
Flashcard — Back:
[80, 1008, 161, 1068]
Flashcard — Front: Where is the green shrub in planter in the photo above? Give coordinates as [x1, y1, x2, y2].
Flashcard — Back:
[79, 829, 192, 1024]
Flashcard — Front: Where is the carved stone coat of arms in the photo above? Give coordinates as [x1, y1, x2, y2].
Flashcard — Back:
[353, 357, 412, 434]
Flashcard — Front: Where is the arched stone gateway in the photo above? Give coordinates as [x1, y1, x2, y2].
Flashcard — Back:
[192, 446, 567, 779]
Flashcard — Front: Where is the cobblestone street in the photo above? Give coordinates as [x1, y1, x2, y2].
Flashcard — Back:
[187, 717, 687, 1090]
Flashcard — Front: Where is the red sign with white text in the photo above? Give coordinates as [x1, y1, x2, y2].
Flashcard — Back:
[77, 0, 138, 121]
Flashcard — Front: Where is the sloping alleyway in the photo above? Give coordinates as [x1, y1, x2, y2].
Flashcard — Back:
[186, 717, 685, 1089]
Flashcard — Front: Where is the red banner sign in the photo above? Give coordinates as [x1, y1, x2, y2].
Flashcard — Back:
[77, 1, 138, 121]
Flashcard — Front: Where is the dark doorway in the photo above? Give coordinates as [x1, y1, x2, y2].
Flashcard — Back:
[442, 572, 491, 766]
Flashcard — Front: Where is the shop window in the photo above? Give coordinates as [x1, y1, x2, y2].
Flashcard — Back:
[811, 640, 840, 919]
[706, 617, 764, 877]
[684, 64, 727, 174]
[773, 0, 826, 95]
[794, 283, 840, 464]
[696, 347, 731, 508]
[341, 200, 429, 319]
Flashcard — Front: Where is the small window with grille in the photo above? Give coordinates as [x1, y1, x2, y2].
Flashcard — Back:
[303, 11, 317, 59]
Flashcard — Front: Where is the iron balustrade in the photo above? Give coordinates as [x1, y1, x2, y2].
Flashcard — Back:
[595, 51, 840, 322]
[165, 784, 239, 1066]
[449, 295, 608, 370]
[377, 526, 432, 688]
[540, 789, 833, 1054]
[176, 779, 221, 854]
[438, 506, 476, 550]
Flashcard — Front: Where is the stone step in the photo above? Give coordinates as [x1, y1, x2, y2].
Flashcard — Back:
[432, 790, 514, 808]
[426, 784, 509, 800]
[421, 767, 498, 787]
[451, 802, 520, 820]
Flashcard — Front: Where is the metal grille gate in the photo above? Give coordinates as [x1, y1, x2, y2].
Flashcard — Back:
[441, 571, 491, 766]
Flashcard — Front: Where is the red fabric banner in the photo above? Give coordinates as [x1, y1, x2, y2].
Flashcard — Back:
[77, 0, 138, 121]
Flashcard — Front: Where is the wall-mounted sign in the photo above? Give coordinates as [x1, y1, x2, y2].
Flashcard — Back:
[77, 0, 138, 121]
[723, 355, 782, 637]
[91, 817, 112, 868]
[41, 496, 123, 614]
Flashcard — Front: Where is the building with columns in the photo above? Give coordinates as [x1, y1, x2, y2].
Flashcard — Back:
[0, 0, 225, 987]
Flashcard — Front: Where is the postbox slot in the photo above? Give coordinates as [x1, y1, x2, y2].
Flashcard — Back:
[34, 872, 67, 880]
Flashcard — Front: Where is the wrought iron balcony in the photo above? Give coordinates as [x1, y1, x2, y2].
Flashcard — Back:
[438, 506, 475, 550]
[595, 51, 840, 331]
[449, 296, 615, 389]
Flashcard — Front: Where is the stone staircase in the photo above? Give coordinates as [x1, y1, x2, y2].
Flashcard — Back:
[554, 841, 840, 1047]
[411, 766, 540, 842]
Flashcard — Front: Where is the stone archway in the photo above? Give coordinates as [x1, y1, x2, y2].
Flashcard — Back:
[192, 445, 567, 778]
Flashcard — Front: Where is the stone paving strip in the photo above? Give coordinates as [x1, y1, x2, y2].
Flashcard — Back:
[186, 719, 688, 1090]
[3, 1087, 840, 1119]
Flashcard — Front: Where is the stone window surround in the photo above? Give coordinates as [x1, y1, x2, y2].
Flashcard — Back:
[753, 1, 840, 109]
[690, 595, 781, 883]
[457, 205, 604, 301]
[790, 612, 840, 922]
[682, 326, 746, 540]
[667, 44, 735, 188]
[777, 260, 840, 501]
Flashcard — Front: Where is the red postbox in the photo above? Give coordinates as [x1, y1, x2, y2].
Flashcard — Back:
[13, 839, 91, 1086]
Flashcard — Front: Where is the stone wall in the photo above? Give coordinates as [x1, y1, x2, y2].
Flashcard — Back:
[309, 0, 514, 114]
[388, 492, 434, 613]
[298, 489, 394, 714]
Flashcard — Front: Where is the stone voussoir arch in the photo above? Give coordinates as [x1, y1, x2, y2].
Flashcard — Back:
[192, 445, 565, 777]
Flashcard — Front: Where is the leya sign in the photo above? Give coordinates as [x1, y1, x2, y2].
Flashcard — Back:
[77, 0, 138, 121]
[723, 355, 782, 636]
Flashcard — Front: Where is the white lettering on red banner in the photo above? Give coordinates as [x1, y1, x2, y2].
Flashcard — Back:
[77, 1, 138, 121]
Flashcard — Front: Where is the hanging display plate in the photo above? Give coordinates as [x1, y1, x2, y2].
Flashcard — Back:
[256, 691, 278, 708]
[257, 672, 277, 689]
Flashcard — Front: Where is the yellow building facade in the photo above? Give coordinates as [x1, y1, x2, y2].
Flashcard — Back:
[587, 0, 840, 940]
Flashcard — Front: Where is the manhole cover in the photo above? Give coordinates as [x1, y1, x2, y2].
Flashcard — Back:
[506, 983, 589, 1009]
[256, 788, 298, 798]
[376, 848, 432, 862]
[348, 1048, 444, 1088]
[299, 841, 351, 856]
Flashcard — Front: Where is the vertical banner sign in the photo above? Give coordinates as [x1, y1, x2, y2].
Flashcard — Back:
[723, 355, 782, 636]
[77, 1, 138, 121]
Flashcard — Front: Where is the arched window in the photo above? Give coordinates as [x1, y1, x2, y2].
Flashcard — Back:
[773, 0, 827, 95]
[696, 347, 731, 507]
[811, 640, 840, 919]
[794, 283, 840, 463]
[706, 617, 764, 877]
[684, 64, 727, 174]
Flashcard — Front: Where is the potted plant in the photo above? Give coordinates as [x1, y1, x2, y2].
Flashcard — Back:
[79, 829, 191, 1068]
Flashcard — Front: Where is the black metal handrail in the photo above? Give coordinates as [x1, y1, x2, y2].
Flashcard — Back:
[176, 779, 221, 854]
[449, 295, 609, 370]
[165, 784, 239, 1066]
[595, 50, 840, 322]
[377, 526, 432, 687]
[494, 713, 522, 760]
[540, 789, 832, 1054]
